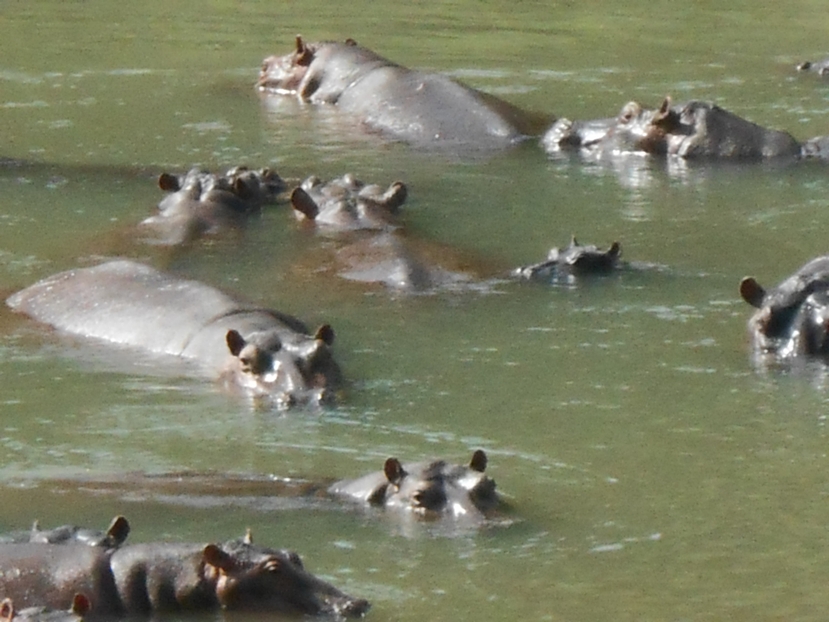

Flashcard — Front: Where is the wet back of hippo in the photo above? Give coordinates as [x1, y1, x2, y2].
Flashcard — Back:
[7, 261, 338, 407]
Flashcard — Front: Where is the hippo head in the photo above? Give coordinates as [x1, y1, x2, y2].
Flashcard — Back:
[290, 174, 408, 231]
[602, 97, 682, 155]
[257, 35, 319, 95]
[332, 450, 499, 519]
[224, 324, 339, 408]
[513, 237, 622, 281]
[205, 536, 369, 618]
[0, 594, 91, 622]
[29, 515, 130, 548]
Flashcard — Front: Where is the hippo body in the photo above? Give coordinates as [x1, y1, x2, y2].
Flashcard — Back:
[740, 256, 829, 362]
[0, 539, 368, 618]
[6, 261, 339, 408]
[513, 238, 622, 282]
[329, 450, 499, 519]
[544, 97, 802, 160]
[258, 37, 544, 151]
[142, 166, 285, 245]
[0, 517, 129, 549]
[0, 595, 90, 622]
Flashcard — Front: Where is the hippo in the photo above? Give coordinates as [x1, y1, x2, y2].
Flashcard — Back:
[740, 256, 829, 361]
[0, 595, 91, 622]
[329, 449, 499, 520]
[6, 260, 339, 408]
[543, 97, 803, 160]
[796, 58, 829, 76]
[0, 516, 129, 548]
[0, 535, 369, 618]
[291, 174, 407, 231]
[513, 237, 622, 282]
[141, 166, 286, 245]
[257, 36, 546, 151]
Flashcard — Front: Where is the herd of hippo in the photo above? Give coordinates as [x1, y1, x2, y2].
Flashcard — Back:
[4, 35, 829, 620]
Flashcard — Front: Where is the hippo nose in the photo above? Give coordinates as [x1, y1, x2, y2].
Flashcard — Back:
[338, 598, 371, 618]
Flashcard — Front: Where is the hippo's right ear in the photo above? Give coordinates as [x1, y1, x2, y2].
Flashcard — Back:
[226, 330, 247, 356]
[295, 35, 313, 66]
[290, 187, 320, 220]
[158, 173, 182, 192]
[469, 449, 488, 473]
[203, 544, 237, 573]
[383, 457, 406, 486]
[0, 598, 14, 622]
[315, 324, 335, 346]
[71, 594, 92, 617]
[106, 515, 130, 546]
[739, 277, 766, 308]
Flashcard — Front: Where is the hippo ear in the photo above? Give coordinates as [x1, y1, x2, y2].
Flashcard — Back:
[314, 324, 335, 346]
[384, 182, 408, 211]
[469, 449, 488, 473]
[344, 38, 358, 46]
[203, 544, 237, 573]
[71, 594, 92, 617]
[226, 330, 247, 356]
[158, 173, 181, 192]
[740, 277, 766, 308]
[608, 242, 621, 259]
[384, 457, 406, 486]
[0, 598, 14, 622]
[106, 515, 130, 546]
[243, 528, 253, 545]
[295, 35, 314, 66]
[232, 176, 254, 200]
[290, 187, 320, 220]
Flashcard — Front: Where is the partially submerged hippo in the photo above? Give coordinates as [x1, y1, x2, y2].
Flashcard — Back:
[141, 166, 285, 245]
[543, 97, 803, 160]
[329, 449, 499, 520]
[6, 260, 339, 408]
[796, 58, 829, 76]
[513, 237, 622, 282]
[0, 516, 129, 548]
[257, 36, 545, 151]
[291, 174, 407, 231]
[0, 535, 368, 618]
[740, 256, 829, 362]
[0, 595, 90, 622]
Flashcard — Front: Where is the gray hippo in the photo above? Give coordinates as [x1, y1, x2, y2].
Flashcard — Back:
[797, 58, 829, 76]
[6, 260, 339, 408]
[142, 166, 285, 245]
[740, 256, 829, 362]
[0, 516, 129, 548]
[291, 174, 407, 231]
[0, 535, 369, 618]
[543, 97, 803, 160]
[329, 449, 499, 520]
[513, 237, 622, 282]
[0, 595, 90, 622]
[257, 36, 546, 151]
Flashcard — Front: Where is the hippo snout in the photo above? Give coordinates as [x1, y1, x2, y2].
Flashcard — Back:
[334, 597, 371, 618]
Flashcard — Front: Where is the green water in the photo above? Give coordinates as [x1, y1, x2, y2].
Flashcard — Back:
[3, 1, 829, 620]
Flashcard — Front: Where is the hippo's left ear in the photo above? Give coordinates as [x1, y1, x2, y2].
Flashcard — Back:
[226, 330, 247, 356]
[203, 544, 237, 573]
[739, 277, 766, 308]
[106, 515, 130, 546]
[608, 242, 621, 259]
[0, 598, 14, 622]
[469, 449, 488, 473]
[383, 457, 406, 486]
[315, 324, 335, 346]
[290, 187, 320, 220]
[158, 173, 182, 192]
[71, 594, 92, 617]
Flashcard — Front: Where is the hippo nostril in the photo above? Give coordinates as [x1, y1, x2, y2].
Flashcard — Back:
[338, 598, 371, 618]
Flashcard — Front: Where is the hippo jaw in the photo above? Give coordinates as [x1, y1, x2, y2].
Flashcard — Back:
[207, 543, 369, 618]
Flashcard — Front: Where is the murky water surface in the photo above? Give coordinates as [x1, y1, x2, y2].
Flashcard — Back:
[3, 1, 829, 620]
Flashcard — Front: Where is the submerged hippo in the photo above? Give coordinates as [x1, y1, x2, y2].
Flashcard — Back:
[513, 237, 622, 282]
[257, 36, 545, 151]
[0, 535, 368, 618]
[796, 58, 829, 76]
[141, 166, 285, 245]
[740, 256, 829, 362]
[0, 595, 91, 622]
[329, 450, 499, 520]
[0, 516, 129, 548]
[543, 97, 803, 160]
[6, 261, 339, 408]
[291, 174, 407, 231]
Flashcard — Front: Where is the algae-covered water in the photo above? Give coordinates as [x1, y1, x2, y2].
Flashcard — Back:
[3, 1, 829, 620]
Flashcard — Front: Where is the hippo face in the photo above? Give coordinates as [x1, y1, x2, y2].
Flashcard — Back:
[740, 256, 829, 361]
[223, 324, 339, 408]
[29, 516, 129, 549]
[513, 237, 622, 282]
[144, 166, 285, 244]
[208, 537, 369, 618]
[330, 450, 499, 519]
[0, 595, 91, 622]
[599, 98, 679, 156]
[290, 174, 407, 231]
[257, 36, 318, 95]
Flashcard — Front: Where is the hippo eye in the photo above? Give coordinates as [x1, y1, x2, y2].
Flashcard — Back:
[264, 559, 281, 574]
